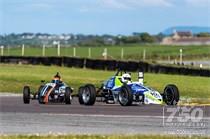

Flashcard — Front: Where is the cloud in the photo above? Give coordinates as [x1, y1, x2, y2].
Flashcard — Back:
[185, 0, 210, 7]
[27, 3, 53, 10]
[97, 0, 173, 10]
[2, 0, 55, 13]
[3, 0, 174, 14]
[99, 0, 130, 9]
[128, 0, 173, 7]
[78, 7, 90, 13]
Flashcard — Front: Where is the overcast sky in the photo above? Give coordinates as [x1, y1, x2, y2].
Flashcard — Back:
[0, 0, 210, 35]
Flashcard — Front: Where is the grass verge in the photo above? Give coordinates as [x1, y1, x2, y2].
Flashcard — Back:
[0, 64, 210, 99]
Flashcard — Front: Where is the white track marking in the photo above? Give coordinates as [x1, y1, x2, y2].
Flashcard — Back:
[39, 113, 210, 120]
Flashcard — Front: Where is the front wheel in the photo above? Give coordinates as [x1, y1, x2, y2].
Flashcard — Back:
[78, 84, 96, 105]
[36, 85, 44, 99]
[23, 86, 30, 104]
[163, 84, 179, 105]
[65, 87, 72, 104]
[118, 84, 133, 106]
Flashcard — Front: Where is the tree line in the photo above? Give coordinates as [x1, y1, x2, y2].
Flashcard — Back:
[0, 32, 209, 47]
[0, 32, 164, 46]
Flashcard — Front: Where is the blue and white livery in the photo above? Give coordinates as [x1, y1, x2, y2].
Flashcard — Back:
[78, 70, 180, 106]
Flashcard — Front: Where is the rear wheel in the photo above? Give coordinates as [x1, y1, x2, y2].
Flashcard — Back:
[65, 87, 72, 104]
[118, 84, 133, 106]
[78, 86, 84, 104]
[78, 84, 96, 105]
[23, 86, 30, 104]
[163, 84, 179, 105]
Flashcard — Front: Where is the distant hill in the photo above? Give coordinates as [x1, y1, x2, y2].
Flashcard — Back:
[162, 26, 210, 35]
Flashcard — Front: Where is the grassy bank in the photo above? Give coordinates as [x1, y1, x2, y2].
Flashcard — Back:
[0, 64, 209, 98]
[0, 135, 209, 139]
[4, 44, 210, 60]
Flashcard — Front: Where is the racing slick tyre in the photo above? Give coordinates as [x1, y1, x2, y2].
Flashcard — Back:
[38, 97, 45, 104]
[118, 84, 133, 106]
[78, 86, 85, 104]
[37, 85, 44, 99]
[38, 86, 45, 104]
[79, 84, 96, 105]
[163, 84, 179, 105]
[23, 86, 30, 104]
[65, 87, 72, 104]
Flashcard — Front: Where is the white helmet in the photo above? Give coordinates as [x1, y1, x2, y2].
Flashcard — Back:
[121, 73, 131, 83]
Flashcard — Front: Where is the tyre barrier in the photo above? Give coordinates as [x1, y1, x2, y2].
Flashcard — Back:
[116, 61, 130, 71]
[39, 57, 51, 66]
[105, 60, 117, 70]
[63, 57, 84, 68]
[116, 61, 140, 72]
[85, 59, 106, 70]
[148, 64, 160, 73]
[0, 56, 33, 64]
[0, 56, 209, 77]
[139, 61, 149, 72]
[40, 57, 62, 66]
[126, 61, 139, 72]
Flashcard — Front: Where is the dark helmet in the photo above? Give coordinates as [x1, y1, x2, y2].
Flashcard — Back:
[54, 72, 61, 79]
[52, 72, 61, 83]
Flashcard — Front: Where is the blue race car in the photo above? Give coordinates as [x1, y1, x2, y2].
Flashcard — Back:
[78, 70, 179, 106]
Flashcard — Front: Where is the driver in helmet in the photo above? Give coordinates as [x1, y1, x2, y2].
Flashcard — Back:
[52, 72, 63, 85]
[121, 73, 132, 83]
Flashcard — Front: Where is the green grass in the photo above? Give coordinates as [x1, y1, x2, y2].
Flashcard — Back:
[0, 64, 210, 98]
[4, 44, 210, 60]
[0, 135, 209, 139]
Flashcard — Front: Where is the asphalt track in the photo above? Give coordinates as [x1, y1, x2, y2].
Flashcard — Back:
[0, 95, 210, 136]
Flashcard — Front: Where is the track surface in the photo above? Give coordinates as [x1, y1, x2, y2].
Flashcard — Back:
[0, 96, 210, 135]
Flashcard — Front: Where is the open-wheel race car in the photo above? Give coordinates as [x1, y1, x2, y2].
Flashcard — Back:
[23, 72, 73, 104]
[78, 70, 180, 106]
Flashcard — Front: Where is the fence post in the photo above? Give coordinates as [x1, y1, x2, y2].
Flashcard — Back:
[168, 55, 170, 63]
[143, 49, 146, 61]
[73, 47, 76, 57]
[102, 48, 107, 60]
[42, 44, 45, 56]
[88, 47, 91, 58]
[0, 46, 4, 56]
[7, 46, 10, 56]
[57, 42, 60, 56]
[180, 49, 183, 64]
[22, 44, 25, 56]
[121, 48, 124, 60]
